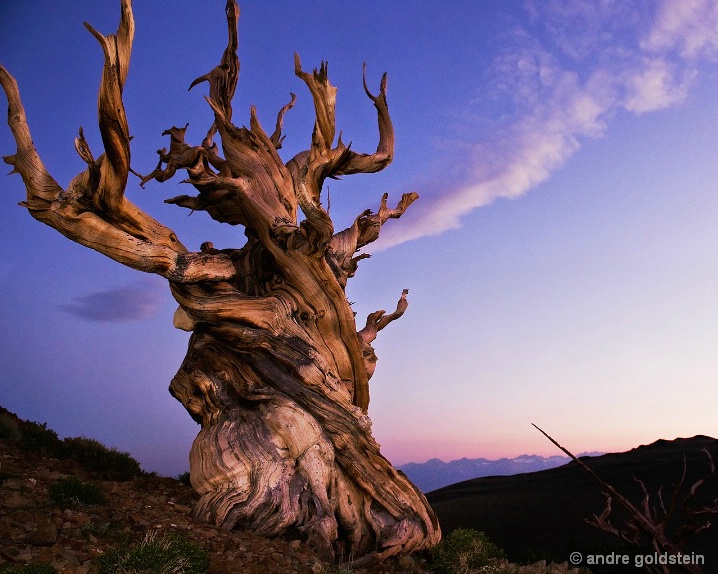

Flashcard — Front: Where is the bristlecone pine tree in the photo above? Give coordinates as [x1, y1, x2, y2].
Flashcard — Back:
[0, 0, 440, 563]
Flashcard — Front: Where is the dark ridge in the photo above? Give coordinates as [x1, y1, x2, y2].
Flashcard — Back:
[427, 435, 718, 573]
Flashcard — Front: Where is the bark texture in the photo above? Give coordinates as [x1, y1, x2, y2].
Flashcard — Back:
[0, 0, 439, 563]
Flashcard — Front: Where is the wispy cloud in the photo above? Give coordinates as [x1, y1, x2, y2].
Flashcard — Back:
[376, 0, 718, 250]
[643, 0, 718, 58]
[62, 280, 165, 322]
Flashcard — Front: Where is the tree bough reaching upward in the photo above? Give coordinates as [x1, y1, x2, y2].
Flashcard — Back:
[0, 0, 439, 563]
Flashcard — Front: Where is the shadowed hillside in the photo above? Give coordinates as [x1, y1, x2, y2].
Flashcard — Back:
[427, 436, 718, 573]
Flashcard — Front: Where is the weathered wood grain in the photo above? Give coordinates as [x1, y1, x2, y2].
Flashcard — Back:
[0, 0, 440, 562]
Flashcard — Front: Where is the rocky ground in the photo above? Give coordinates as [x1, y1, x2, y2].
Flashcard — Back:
[0, 438, 435, 574]
[0, 416, 584, 574]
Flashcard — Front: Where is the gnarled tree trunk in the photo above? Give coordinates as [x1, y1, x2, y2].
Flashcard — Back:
[0, 0, 440, 562]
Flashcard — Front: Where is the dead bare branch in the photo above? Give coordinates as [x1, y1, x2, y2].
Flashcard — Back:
[533, 425, 714, 574]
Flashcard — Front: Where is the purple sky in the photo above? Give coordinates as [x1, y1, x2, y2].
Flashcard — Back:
[1, 0, 717, 476]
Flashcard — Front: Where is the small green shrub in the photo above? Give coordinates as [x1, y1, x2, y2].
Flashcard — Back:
[0, 565, 56, 574]
[177, 471, 191, 486]
[49, 476, 106, 508]
[61, 436, 143, 481]
[1, 410, 144, 480]
[97, 531, 209, 574]
[431, 528, 505, 574]
[18, 420, 61, 453]
[0, 413, 22, 442]
[82, 520, 112, 536]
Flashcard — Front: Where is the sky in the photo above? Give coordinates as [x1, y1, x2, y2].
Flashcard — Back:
[0, 0, 716, 477]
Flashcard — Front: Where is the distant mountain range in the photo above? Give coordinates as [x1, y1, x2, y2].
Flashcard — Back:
[398, 452, 602, 492]
[426, 436, 718, 573]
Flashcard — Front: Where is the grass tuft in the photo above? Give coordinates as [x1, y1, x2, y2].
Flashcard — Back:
[97, 531, 209, 574]
[49, 476, 106, 508]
